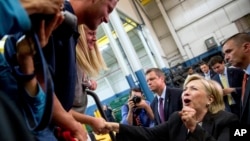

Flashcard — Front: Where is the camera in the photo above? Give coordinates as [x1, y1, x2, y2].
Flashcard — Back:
[53, 10, 77, 39]
[61, 10, 77, 33]
[131, 96, 141, 104]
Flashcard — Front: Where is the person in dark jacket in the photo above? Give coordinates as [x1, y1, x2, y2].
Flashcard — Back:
[208, 55, 244, 118]
[199, 61, 216, 80]
[146, 68, 182, 125]
[222, 32, 250, 125]
[104, 74, 239, 141]
[103, 105, 116, 122]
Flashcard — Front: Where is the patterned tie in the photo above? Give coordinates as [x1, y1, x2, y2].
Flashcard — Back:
[242, 73, 249, 103]
[159, 98, 165, 123]
[221, 74, 235, 105]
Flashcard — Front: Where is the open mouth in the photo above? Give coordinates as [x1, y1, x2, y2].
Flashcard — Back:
[183, 99, 191, 105]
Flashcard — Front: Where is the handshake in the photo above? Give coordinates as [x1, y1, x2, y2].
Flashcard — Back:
[91, 118, 120, 135]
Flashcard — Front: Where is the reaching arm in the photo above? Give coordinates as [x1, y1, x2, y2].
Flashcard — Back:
[126, 105, 134, 125]
[143, 101, 154, 120]
[120, 103, 134, 125]
[69, 109, 106, 133]
[16, 35, 37, 96]
[52, 94, 88, 141]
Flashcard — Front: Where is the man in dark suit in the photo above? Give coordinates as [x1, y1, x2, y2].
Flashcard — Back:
[145, 68, 182, 125]
[199, 61, 216, 80]
[222, 32, 250, 125]
[208, 55, 244, 117]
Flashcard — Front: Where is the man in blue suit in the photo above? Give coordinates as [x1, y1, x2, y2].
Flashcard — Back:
[145, 68, 182, 125]
[208, 55, 244, 118]
[199, 61, 216, 80]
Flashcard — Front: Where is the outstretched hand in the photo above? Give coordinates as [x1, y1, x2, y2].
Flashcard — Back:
[101, 121, 120, 134]
[89, 118, 107, 135]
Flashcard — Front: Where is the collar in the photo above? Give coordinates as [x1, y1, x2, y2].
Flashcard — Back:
[157, 86, 166, 100]
[205, 70, 210, 75]
[245, 64, 250, 75]
[220, 67, 228, 76]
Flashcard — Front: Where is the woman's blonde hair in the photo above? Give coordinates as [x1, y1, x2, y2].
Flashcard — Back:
[76, 24, 108, 77]
[183, 74, 225, 114]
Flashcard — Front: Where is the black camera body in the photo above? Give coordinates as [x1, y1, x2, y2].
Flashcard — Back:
[61, 10, 77, 32]
[131, 96, 141, 104]
[30, 10, 77, 39]
[53, 10, 77, 39]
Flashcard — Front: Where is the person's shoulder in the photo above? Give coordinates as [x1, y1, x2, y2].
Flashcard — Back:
[168, 111, 181, 122]
[121, 104, 129, 110]
[213, 111, 239, 124]
[150, 97, 158, 106]
[168, 87, 182, 91]
[220, 110, 238, 116]
[228, 67, 244, 73]
[211, 73, 219, 80]
[167, 87, 183, 94]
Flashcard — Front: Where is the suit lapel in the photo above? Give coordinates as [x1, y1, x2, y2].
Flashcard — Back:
[164, 88, 170, 120]
[215, 75, 223, 87]
[202, 112, 215, 135]
[227, 69, 233, 86]
[210, 71, 213, 78]
[210, 70, 216, 78]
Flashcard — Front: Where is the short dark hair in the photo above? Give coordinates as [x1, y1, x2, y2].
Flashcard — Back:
[208, 55, 224, 67]
[222, 32, 250, 47]
[129, 87, 145, 99]
[199, 61, 208, 67]
[129, 87, 142, 96]
[145, 68, 166, 79]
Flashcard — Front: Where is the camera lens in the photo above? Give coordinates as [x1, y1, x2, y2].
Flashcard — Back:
[132, 96, 141, 104]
